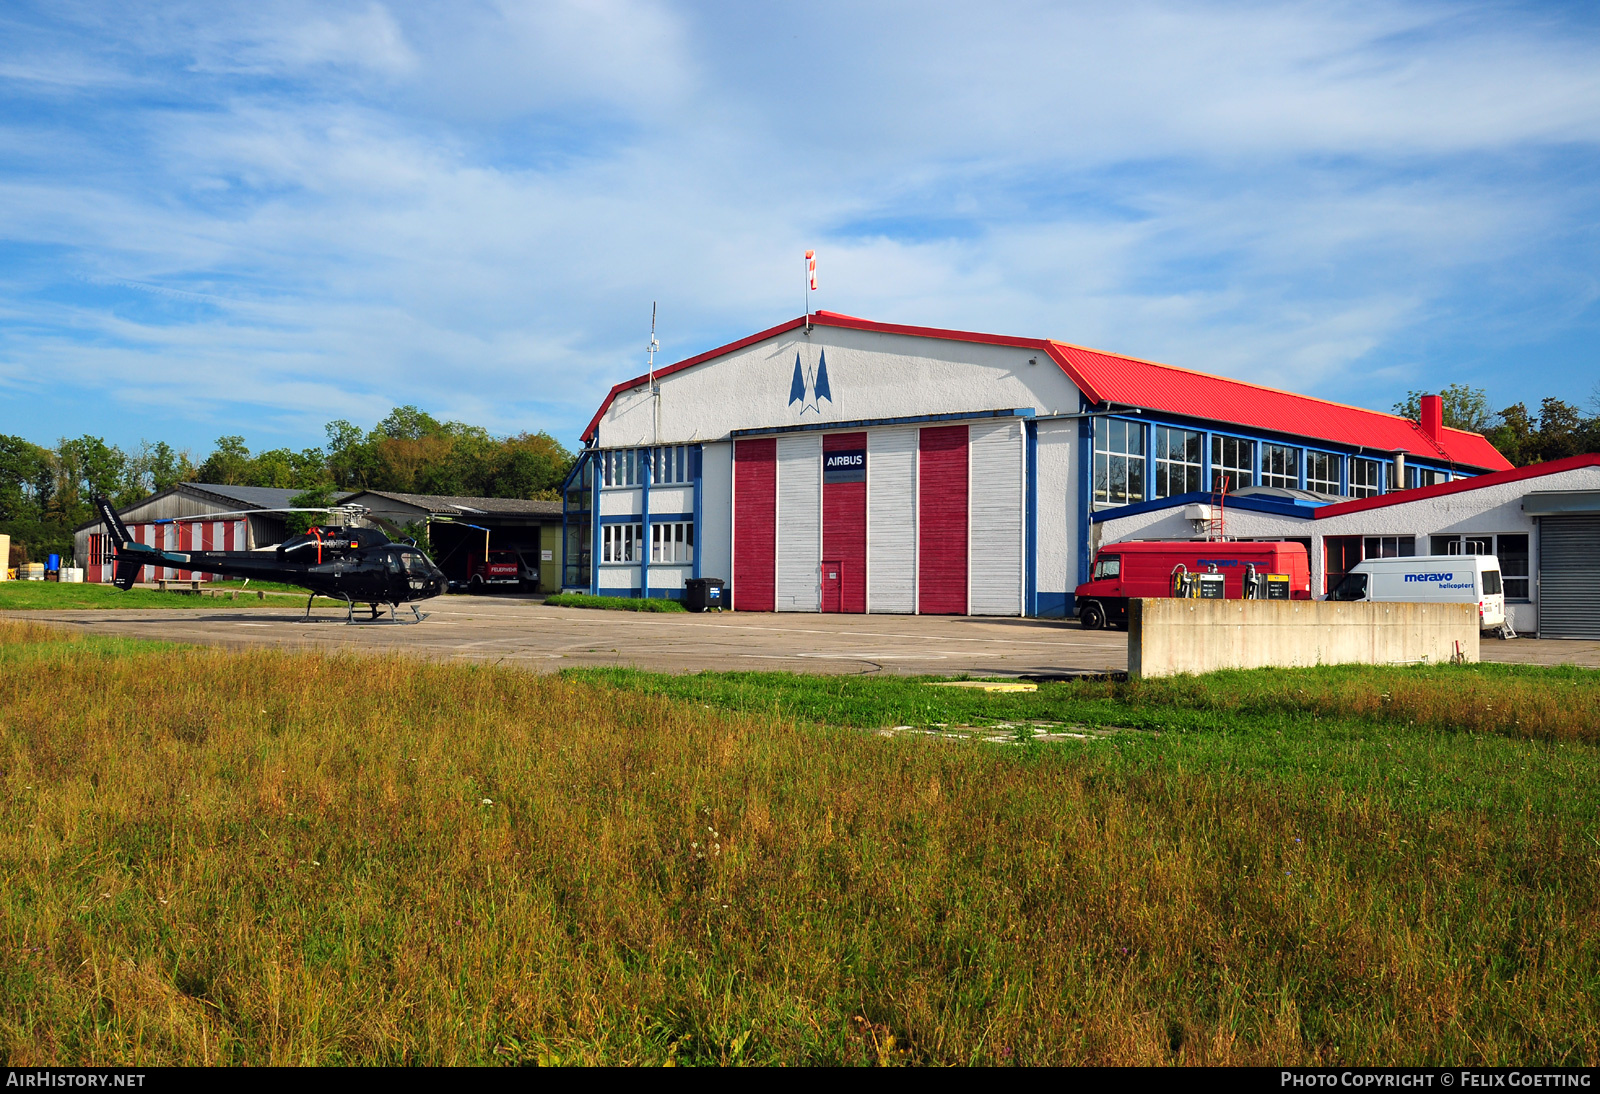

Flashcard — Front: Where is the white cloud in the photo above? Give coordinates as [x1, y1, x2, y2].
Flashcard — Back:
[0, 0, 1596, 450]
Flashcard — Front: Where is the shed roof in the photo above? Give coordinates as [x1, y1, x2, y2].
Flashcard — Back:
[582, 311, 1512, 472]
[74, 482, 303, 531]
[339, 490, 562, 519]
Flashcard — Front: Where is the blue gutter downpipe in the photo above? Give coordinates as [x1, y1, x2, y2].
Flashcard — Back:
[1025, 419, 1038, 617]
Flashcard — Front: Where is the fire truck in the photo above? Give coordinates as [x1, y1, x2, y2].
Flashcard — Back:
[465, 549, 521, 592]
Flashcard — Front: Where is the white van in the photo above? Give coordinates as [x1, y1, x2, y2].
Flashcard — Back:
[1326, 554, 1508, 635]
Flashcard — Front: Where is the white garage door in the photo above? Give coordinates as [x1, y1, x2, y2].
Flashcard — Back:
[968, 419, 1025, 616]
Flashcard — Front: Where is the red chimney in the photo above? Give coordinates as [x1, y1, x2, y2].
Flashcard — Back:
[1420, 393, 1443, 441]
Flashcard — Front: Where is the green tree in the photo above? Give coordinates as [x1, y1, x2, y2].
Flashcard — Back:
[325, 420, 378, 490]
[0, 435, 54, 521]
[1392, 384, 1492, 433]
[486, 431, 573, 499]
[52, 436, 127, 528]
[197, 436, 253, 486]
[286, 486, 338, 536]
[123, 440, 195, 503]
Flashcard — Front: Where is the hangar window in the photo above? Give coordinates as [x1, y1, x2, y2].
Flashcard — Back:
[602, 449, 636, 487]
[1496, 534, 1529, 600]
[1430, 534, 1493, 556]
[1305, 451, 1340, 494]
[1261, 444, 1299, 489]
[651, 521, 695, 564]
[1363, 536, 1415, 559]
[1094, 419, 1146, 505]
[1349, 457, 1381, 498]
[1211, 436, 1253, 492]
[1413, 467, 1447, 488]
[650, 446, 691, 484]
[602, 523, 642, 563]
[1154, 427, 1203, 498]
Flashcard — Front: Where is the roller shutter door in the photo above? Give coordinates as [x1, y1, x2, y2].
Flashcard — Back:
[968, 419, 1024, 615]
[867, 427, 917, 613]
[732, 439, 776, 612]
[822, 431, 867, 613]
[918, 425, 969, 615]
[1538, 516, 1600, 638]
[776, 433, 822, 611]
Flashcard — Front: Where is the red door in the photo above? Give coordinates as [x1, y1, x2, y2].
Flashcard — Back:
[918, 425, 969, 614]
[733, 438, 777, 611]
[822, 431, 867, 613]
[821, 561, 842, 612]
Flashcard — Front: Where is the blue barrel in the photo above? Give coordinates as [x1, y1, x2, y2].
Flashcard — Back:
[47, 554, 60, 571]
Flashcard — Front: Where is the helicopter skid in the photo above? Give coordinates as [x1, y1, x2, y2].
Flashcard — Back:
[297, 595, 430, 625]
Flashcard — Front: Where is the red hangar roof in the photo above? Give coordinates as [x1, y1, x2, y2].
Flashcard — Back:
[580, 311, 1513, 472]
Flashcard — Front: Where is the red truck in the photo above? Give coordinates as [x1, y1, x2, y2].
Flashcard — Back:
[1074, 540, 1311, 630]
[465, 550, 521, 592]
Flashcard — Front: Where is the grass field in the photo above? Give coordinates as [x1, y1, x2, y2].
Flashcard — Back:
[0, 582, 343, 611]
[3, 620, 1597, 1065]
[544, 592, 688, 613]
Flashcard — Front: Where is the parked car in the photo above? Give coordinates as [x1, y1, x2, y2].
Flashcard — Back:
[1326, 554, 1507, 635]
[514, 548, 540, 591]
[1074, 540, 1312, 630]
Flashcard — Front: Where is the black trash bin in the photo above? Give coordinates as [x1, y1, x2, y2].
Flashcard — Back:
[685, 577, 726, 612]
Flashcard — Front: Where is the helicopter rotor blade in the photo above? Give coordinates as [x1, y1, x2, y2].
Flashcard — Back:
[150, 505, 369, 525]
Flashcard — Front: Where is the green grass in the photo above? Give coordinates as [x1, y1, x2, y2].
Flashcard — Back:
[204, 579, 328, 594]
[4, 622, 1599, 1065]
[544, 592, 687, 613]
[0, 581, 343, 611]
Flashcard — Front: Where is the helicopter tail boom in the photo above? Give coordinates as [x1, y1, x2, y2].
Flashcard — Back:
[94, 494, 132, 550]
[95, 494, 162, 590]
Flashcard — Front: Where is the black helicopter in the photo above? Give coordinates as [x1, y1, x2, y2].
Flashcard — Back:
[93, 494, 448, 622]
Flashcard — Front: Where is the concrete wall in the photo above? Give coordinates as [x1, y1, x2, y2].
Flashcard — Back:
[1129, 598, 1479, 679]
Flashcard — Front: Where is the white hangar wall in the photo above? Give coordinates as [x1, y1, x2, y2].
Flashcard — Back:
[588, 322, 1090, 616]
[594, 325, 1081, 450]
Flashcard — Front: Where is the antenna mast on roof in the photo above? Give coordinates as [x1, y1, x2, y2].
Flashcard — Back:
[648, 301, 661, 445]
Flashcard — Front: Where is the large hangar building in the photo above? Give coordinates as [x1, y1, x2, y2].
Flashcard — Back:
[562, 311, 1511, 617]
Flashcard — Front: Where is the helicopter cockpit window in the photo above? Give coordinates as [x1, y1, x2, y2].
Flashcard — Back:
[399, 551, 432, 575]
[386, 552, 402, 574]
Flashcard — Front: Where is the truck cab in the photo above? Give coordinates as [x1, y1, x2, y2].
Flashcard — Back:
[1075, 540, 1312, 630]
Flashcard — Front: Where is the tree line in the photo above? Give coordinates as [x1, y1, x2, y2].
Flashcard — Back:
[5, 387, 1597, 569]
[1, 407, 573, 566]
[1393, 385, 1600, 467]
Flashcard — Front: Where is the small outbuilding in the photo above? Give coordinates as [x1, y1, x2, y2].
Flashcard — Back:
[1092, 453, 1600, 638]
[74, 483, 302, 585]
[337, 490, 563, 592]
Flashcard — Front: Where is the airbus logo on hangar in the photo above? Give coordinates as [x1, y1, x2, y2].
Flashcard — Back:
[788, 350, 833, 415]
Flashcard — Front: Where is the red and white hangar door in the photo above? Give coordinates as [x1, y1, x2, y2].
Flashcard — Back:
[732, 419, 1025, 615]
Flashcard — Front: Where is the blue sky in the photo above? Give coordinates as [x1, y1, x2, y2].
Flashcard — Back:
[2, 0, 1598, 456]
